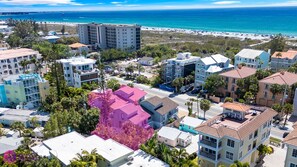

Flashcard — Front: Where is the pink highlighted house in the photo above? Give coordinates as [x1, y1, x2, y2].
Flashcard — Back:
[89, 85, 151, 129]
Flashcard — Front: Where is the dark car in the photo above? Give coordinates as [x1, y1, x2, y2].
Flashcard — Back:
[283, 132, 289, 138]
[191, 86, 202, 94]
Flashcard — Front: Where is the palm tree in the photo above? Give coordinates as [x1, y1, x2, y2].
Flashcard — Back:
[19, 60, 30, 73]
[282, 103, 293, 128]
[137, 63, 145, 76]
[257, 144, 273, 164]
[172, 77, 184, 93]
[270, 84, 283, 103]
[275, 52, 282, 72]
[11, 121, 25, 137]
[156, 143, 172, 163]
[230, 160, 250, 167]
[185, 99, 194, 116]
[172, 148, 189, 163]
[200, 99, 211, 120]
[71, 149, 103, 167]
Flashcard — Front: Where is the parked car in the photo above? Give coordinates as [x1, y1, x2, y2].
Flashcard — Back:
[191, 86, 202, 94]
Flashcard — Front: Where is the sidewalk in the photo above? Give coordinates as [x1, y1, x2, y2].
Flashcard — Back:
[263, 145, 286, 167]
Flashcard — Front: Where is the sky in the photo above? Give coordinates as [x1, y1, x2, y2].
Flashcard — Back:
[0, 0, 297, 11]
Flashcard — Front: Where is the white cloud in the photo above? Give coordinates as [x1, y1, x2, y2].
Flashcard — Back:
[111, 1, 127, 5]
[0, 0, 82, 5]
[213, 1, 240, 5]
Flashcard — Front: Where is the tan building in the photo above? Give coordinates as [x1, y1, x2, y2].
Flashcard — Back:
[219, 66, 257, 99]
[271, 50, 297, 72]
[256, 71, 297, 107]
[283, 126, 297, 167]
[196, 102, 277, 167]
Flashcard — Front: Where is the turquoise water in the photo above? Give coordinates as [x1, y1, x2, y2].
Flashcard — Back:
[1, 7, 297, 36]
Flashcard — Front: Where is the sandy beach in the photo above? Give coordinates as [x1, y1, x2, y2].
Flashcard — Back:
[40, 21, 297, 41]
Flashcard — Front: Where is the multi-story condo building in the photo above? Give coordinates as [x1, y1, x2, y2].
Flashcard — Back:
[256, 71, 297, 107]
[271, 50, 297, 72]
[219, 66, 257, 99]
[0, 48, 41, 80]
[163, 52, 200, 83]
[234, 49, 270, 69]
[284, 126, 297, 167]
[195, 54, 234, 87]
[195, 102, 277, 167]
[58, 57, 99, 88]
[0, 74, 49, 108]
[78, 23, 141, 51]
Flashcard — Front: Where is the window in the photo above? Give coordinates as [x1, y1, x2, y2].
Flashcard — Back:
[239, 152, 242, 159]
[264, 92, 268, 98]
[226, 151, 233, 160]
[249, 134, 253, 140]
[254, 130, 258, 138]
[248, 144, 251, 151]
[240, 140, 244, 147]
[262, 132, 266, 140]
[291, 163, 297, 167]
[227, 139, 235, 147]
[263, 122, 267, 129]
[292, 149, 297, 157]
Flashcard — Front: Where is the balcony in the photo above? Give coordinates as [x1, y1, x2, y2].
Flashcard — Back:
[200, 139, 217, 148]
[199, 151, 216, 161]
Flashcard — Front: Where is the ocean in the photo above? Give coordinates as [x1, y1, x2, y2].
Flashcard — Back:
[1, 7, 297, 36]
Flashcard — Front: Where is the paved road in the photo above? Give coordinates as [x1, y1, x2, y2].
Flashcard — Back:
[110, 76, 289, 139]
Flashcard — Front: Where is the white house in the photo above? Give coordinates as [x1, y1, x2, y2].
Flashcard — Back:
[58, 57, 100, 88]
[234, 49, 270, 69]
[195, 54, 234, 87]
[31, 131, 134, 167]
[179, 116, 204, 135]
[139, 57, 154, 66]
[157, 127, 192, 147]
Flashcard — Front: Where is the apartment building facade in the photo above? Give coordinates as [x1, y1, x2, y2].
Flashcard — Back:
[218, 66, 257, 99]
[234, 49, 270, 69]
[78, 23, 141, 51]
[284, 127, 297, 167]
[195, 54, 234, 87]
[163, 52, 200, 83]
[0, 48, 41, 80]
[0, 74, 49, 108]
[271, 50, 297, 72]
[58, 57, 99, 88]
[195, 102, 277, 167]
[256, 71, 297, 107]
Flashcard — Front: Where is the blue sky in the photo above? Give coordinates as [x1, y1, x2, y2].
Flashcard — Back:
[1, 0, 297, 11]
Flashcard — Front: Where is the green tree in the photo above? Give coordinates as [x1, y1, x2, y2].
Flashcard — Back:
[204, 75, 225, 95]
[61, 25, 65, 35]
[11, 122, 25, 137]
[0, 33, 4, 40]
[107, 78, 121, 91]
[172, 77, 184, 93]
[185, 100, 194, 116]
[29, 117, 39, 128]
[243, 91, 254, 104]
[270, 34, 285, 54]
[230, 160, 250, 167]
[200, 99, 211, 120]
[0, 123, 5, 136]
[79, 108, 100, 134]
[257, 144, 273, 164]
[282, 103, 293, 128]
[255, 69, 271, 80]
[224, 97, 234, 103]
[70, 149, 104, 167]
[270, 84, 283, 102]
[125, 65, 135, 77]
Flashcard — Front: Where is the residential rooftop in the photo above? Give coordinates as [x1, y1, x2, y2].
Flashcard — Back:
[219, 66, 257, 79]
[195, 107, 277, 140]
[180, 116, 204, 128]
[167, 52, 200, 62]
[235, 49, 268, 59]
[58, 57, 96, 66]
[0, 108, 49, 123]
[271, 50, 297, 59]
[0, 48, 40, 60]
[284, 128, 297, 147]
[143, 96, 178, 115]
[201, 54, 229, 65]
[32, 131, 134, 166]
[259, 71, 297, 86]
[221, 102, 252, 113]
[81, 23, 141, 28]
[158, 127, 191, 141]
[69, 42, 88, 49]
[119, 150, 169, 167]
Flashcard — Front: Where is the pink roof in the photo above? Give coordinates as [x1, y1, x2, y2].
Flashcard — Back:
[114, 85, 147, 104]
[109, 94, 128, 110]
[120, 103, 138, 116]
[129, 106, 151, 125]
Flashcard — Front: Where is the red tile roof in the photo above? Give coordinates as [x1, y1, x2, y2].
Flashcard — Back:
[271, 50, 297, 59]
[220, 66, 257, 79]
[259, 71, 297, 86]
[221, 102, 251, 113]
